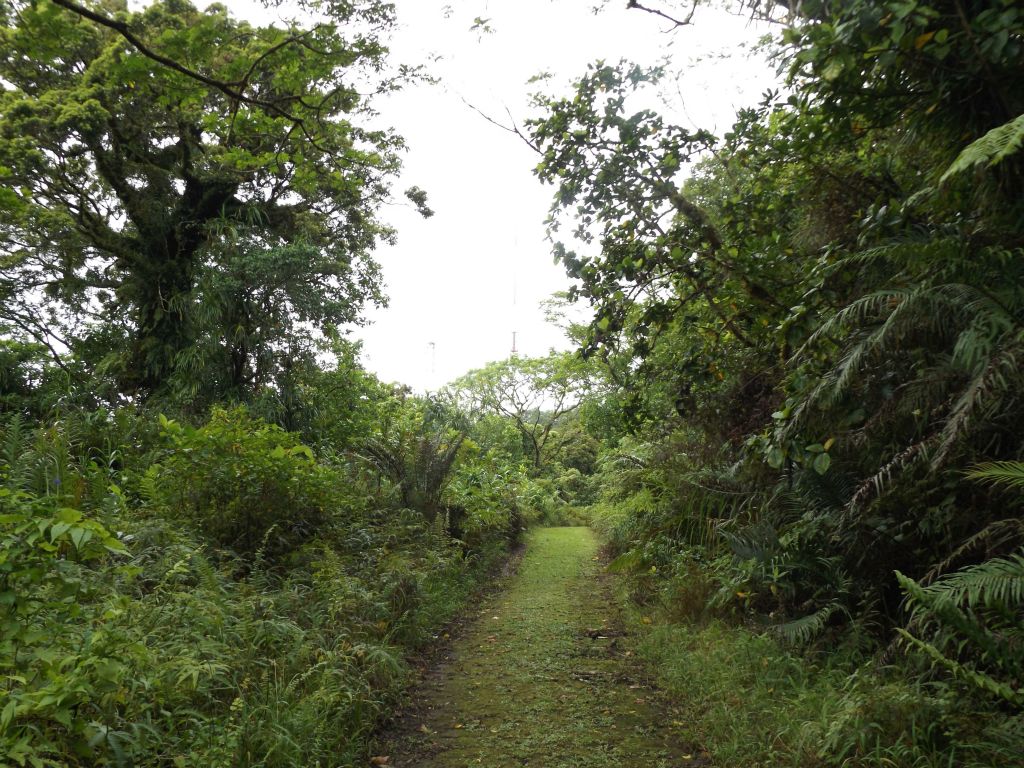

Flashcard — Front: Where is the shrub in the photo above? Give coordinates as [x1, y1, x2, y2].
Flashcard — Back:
[150, 407, 344, 560]
[0, 487, 130, 765]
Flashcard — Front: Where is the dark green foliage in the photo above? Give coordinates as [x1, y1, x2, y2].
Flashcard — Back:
[0, 404, 515, 767]
[532, 1, 1024, 764]
[0, 0, 403, 395]
[897, 555, 1024, 706]
[150, 408, 340, 560]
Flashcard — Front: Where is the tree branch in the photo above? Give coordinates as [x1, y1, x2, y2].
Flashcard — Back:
[51, 0, 307, 126]
[0, 311, 73, 374]
[625, 0, 697, 29]
[461, 98, 541, 154]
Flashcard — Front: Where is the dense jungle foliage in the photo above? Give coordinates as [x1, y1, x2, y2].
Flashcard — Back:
[1, 0, 1022, 766]
[0, 0, 578, 764]
[522, 0, 1024, 765]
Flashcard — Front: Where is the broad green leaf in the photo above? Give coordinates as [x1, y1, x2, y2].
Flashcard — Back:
[813, 452, 832, 475]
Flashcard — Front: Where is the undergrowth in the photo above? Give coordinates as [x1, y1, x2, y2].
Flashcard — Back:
[0, 407, 512, 767]
[600, 479, 1024, 768]
[629, 607, 1023, 768]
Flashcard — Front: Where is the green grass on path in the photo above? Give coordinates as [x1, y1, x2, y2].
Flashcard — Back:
[382, 527, 698, 768]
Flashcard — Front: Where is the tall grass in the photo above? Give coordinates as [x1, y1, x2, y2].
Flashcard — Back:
[632, 612, 1024, 768]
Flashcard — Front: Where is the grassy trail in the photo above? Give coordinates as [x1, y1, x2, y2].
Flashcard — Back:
[382, 527, 698, 768]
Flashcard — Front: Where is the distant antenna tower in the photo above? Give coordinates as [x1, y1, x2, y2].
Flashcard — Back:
[511, 261, 518, 357]
[428, 341, 436, 375]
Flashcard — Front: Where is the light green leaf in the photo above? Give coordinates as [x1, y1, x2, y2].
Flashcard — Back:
[813, 452, 832, 475]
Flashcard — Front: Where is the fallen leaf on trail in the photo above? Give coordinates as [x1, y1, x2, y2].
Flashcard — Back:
[641, 616, 652, 625]
[453, 723, 464, 729]
[418, 724, 431, 734]
[369, 757, 390, 766]
[682, 755, 694, 761]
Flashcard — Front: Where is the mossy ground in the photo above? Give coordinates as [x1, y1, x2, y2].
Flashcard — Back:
[380, 526, 702, 768]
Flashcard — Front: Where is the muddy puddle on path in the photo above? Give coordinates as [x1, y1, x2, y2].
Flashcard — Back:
[378, 527, 706, 768]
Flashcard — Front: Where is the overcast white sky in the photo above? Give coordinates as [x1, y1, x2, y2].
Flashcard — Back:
[230, 0, 779, 391]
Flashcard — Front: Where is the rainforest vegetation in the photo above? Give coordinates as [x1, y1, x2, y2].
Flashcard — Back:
[1, 0, 1022, 766]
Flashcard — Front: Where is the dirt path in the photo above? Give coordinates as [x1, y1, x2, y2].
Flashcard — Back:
[379, 526, 701, 768]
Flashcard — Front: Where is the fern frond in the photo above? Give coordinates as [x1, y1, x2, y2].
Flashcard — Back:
[935, 340, 1024, 466]
[896, 569, 1012, 674]
[847, 439, 930, 513]
[896, 629, 1024, 706]
[967, 461, 1024, 491]
[927, 519, 1024, 582]
[801, 289, 909, 352]
[138, 464, 163, 509]
[941, 113, 1024, 182]
[817, 235, 963, 281]
[904, 554, 1024, 612]
[772, 601, 846, 645]
[0, 413, 31, 486]
[789, 282, 972, 431]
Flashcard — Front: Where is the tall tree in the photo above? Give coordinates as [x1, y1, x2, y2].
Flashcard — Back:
[451, 352, 600, 469]
[0, 0, 409, 395]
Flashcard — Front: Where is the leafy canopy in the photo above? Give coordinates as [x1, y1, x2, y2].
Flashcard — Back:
[0, 0, 407, 395]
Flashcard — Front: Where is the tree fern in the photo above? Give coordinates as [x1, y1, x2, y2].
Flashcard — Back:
[941, 113, 1024, 182]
